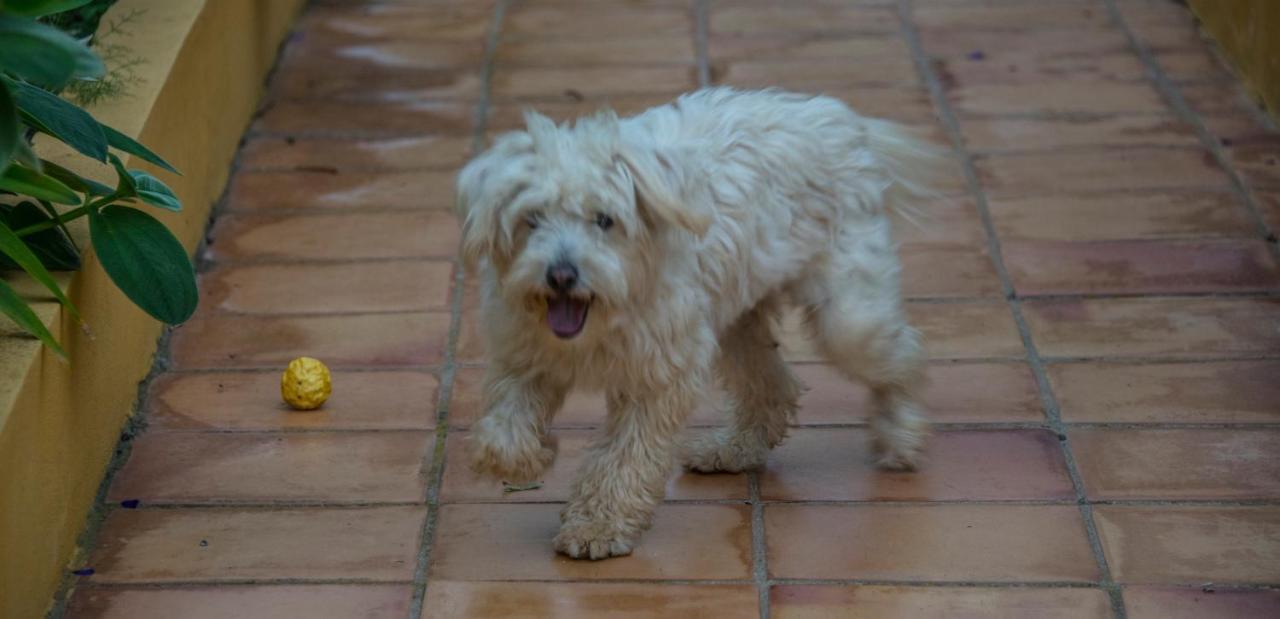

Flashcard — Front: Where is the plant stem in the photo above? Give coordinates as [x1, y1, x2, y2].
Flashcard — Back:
[13, 196, 112, 237]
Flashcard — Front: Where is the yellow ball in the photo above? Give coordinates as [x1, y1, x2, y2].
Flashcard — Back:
[281, 357, 331, 410]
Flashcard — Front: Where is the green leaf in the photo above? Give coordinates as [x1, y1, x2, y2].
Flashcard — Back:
[0, 202, 79, 270]
[4, 0, 94, 18]
[108, 151, 135, 197]
[5, 76, 107, 161]
[0, 277, 66, 359]
[0, 14, 103, 89]
[90, 205, 197, 324]
[0, 163, 79, 204]
[12, 137, 41, 171]
[102, 124, 178, 174]
[0, 82, 18, 174]
[0, 219, 79, 320]
[40, 158, 111, 196]
[128, 169, 180, 211]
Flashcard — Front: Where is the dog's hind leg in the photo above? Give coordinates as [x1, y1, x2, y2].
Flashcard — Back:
[803, 227, 928, 471]
[683, 301, 801, 473]
[469, 366, 570, 484]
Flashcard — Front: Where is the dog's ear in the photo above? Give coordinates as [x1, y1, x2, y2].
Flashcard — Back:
[615, 142, 712, 237]
[455, 133, 533, 269]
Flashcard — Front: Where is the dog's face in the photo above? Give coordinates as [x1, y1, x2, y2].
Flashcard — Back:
[456, 111, 708, 341]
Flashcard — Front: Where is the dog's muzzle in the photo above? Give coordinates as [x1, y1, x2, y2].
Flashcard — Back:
[545, 262, 590, 339]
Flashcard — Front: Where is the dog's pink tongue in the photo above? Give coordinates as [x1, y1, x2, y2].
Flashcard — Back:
[547, 297, 588, 339]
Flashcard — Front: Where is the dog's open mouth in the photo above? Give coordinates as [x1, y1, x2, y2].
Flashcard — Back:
[547, 295, 590, 339]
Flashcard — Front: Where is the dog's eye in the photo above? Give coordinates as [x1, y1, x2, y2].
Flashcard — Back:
[525, 213, 541, 229]
[595, 213, 614, 231]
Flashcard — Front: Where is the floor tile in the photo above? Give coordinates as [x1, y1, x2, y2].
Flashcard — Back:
[760, 428, 1073, 501]
[710, 34, 910, 63]
[447, 368, 736, 429]
[977, 149, 1232, 198]
[485, 94, 684, 131]
[271, 65, 482, 101]
[779, 302, 1025, 362]
[1124, 586, 1280, 619]
[1051, 361, 1280, 424]
[147, 370, 438, 431]
[204, 211, 459, 262]
[827, 86, 939, 124]
[300, 5, 492, 43]
[88, 506, 426, 583]
[771, 585, 1111, 619]
[988, 191, 1255, 241]
[253, 100, 474, 136]
[1023, 298, 1280, 359]
[713, 57, 920, 89]
[921, 19, 1125, 51]
[64, 585, 413, 619]
[902, 244, 1002, 298]
[226, 171, 455, 211]
[429, 504, 751, 580]
[712, 6, 900, 36]
[200, 260, 454, 315]
[923, 27, 1142, 86]
[1229, 139, 1280, 189]
[169, 312, 451, 369]
[280, 37, 482, 73]
[1002, 239, 1280, 295]
[241, 135, 473, 172]
[792, 362, 1044, 424]
[893, 197, 987, 248]
[491, 66, 698, 100]
[907, 301, 1026, 360]
[914, 3, 1113, 32]
[439, 430, 747, 502]
[961, 115, 1201, 152]
[1071, 428, 1280, 500]
[949, 79, 1167, 115]
[107, 431, 432, 504]
[494, 36, 695, 67]
[502, 7, 690, 39]
[1254, 189, 1280, 231]
[766, 504, 1098, 581]
[422, 582, 758, 619]
[1093, 506, 1280, 584]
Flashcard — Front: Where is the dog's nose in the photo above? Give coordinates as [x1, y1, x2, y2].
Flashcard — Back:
[546, 263, 579, 293]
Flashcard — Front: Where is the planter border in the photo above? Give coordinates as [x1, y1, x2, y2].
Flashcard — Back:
[0, 1, 304, 617]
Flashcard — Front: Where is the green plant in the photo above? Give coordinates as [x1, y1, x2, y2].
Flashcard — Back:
[47, 2, 146, 106]
[0, 0, 196, 359]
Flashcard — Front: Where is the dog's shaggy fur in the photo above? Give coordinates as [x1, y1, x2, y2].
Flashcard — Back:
[456, 87, 947, 560]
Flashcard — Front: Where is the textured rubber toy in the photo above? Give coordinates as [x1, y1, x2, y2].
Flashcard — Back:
[281, 357, 331, 410]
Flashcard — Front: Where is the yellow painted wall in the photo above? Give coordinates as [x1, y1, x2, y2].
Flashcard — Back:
[0, 1, 304, 617]
[1188, 0, 1280, 119]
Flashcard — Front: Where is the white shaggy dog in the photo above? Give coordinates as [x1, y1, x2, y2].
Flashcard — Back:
[456, 87, 946, 560]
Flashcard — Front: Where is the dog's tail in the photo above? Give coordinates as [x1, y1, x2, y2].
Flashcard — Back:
[861, 117, 956, 229]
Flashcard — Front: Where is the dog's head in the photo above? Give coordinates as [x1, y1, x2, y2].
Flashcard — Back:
[455, 109, 709, 341]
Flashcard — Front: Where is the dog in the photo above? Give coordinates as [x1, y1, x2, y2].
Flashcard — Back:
[455, 87, 947, 560]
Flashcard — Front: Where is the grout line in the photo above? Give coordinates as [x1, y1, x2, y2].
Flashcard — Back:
[1100, 0, 1280, 260]
[406, 1, 506, 616]
[693, 0, 711, 90]
[694, 2, 774, 614]
[70, 576, 1280, 590]
[893, 2, 1127, 618]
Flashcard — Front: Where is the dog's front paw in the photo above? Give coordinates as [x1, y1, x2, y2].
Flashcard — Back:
[682, 431, 767, 474]
[554, 518, 637, 560]
[469, 424, 558, 484]
[871, 431, 924, 472]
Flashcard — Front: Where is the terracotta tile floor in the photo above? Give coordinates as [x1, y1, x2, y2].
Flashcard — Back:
[59, 0, 1280, 617]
